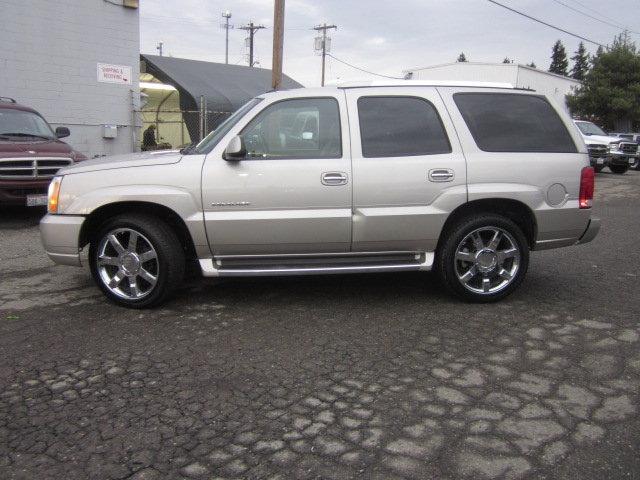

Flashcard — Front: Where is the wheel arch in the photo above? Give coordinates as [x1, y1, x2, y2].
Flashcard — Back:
[437, 198, 538, 251]
[79, 201, 197, 260]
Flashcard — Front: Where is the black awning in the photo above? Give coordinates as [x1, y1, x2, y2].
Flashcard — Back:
[141, 54, 303, 113]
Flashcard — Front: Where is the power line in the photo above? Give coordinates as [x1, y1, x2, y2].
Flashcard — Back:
[486, 0, 606, 47]
[564, 0, 636, 30]
[548, 0, 639, 35]
[325, 54, 403, 80]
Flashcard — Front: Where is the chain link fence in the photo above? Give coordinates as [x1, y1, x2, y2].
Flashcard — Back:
[140, 102, 232, 151]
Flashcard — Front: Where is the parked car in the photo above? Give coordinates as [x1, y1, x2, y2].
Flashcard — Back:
[609, 132, 640, 170]
[0, 97, 86, 206]
[574, 120, 637, 174]
[41, 81, 599, 308]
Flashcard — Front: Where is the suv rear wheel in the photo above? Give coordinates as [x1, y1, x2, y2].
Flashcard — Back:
[89, 214, 185, 308]
[437, 215, 529, 302]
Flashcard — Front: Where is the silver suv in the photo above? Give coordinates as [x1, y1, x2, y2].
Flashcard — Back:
[40, 81, 600, 308]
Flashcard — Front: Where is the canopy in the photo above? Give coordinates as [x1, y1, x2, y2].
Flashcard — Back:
[141, 54, 303, 113]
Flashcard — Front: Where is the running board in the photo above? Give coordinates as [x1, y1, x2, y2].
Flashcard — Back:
[199, 252, 434, 278]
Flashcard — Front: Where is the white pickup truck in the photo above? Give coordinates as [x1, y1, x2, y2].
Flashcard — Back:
[574, 120, 638, 174]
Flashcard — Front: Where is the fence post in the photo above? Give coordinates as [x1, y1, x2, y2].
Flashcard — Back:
[199, 95, 205, 141]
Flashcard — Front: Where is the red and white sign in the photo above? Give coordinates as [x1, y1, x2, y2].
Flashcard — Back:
[97, 63, 132, 85]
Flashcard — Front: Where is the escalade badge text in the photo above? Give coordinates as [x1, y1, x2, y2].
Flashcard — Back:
[211, 201, 251, 207]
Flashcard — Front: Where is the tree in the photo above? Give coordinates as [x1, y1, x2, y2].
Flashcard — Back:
[571, 42, 590, 81]
[527, 61, 537, 68]
[549, 40, 569, 76]
[457, 52, 467, 62]
[502, 57, 512, 64]
[567, 32, 640, 131]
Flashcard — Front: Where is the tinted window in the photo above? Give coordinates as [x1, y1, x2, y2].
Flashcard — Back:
[454, 93, 577, 153]
[241, 98, 341, 159]
[357, 96, 451, 157]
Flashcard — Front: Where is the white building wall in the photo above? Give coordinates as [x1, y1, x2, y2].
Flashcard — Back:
[407, 63, 580, 112]
[0, 0, 140, 159]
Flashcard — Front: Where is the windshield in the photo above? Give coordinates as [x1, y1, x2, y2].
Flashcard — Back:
[0, 109, 55, 140]
[192, 98, 263, 154]
[576, 121, 607, 136]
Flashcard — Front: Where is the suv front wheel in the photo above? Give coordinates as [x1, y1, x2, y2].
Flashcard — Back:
[89, 214, 185, 308]
[437, 215, 529, 302]
[609, 164, 628, 174]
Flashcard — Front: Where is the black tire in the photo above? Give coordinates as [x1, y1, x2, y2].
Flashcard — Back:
[593, 165, 605, 173]
[436, 214, 529, 303]
[89, 214, 185, 308]
[609, 164, 628, 174]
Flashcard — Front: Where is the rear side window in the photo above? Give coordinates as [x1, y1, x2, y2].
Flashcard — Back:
[453, 93, 577, 153]
[357, 96, 451, 157]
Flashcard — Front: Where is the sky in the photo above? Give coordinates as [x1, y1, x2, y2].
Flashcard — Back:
[140, 0, 640, 87]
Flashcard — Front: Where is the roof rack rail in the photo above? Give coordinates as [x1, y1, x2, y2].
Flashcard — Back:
[0, 96, 17, 103]
[335, 80, 514, 89]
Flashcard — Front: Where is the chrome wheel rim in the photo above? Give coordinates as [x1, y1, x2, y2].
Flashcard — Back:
[454, 226, 520, 295]
[97, 228, 159, 300]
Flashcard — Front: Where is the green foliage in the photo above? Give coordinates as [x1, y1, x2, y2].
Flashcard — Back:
[549, 40, 569, 76]
[567, 32, 640, 130]
[457, 52, 467, 62]
[502, 57, 512, 64]
[527, 61, 537, 68]
[571, 42, 590, 81]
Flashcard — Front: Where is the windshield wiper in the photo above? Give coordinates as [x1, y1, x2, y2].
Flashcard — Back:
[0, 132, 54, 140]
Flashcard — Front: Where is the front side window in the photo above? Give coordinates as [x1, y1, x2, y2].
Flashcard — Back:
[454, 93, 577, 153]
[193, 97, 263, 154]
[357, 96, 451, 158]
[241, 98, 341, 159]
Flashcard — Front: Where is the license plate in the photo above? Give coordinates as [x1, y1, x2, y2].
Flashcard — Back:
[26, 194, 48, 207]
[597, 158, 605, 165]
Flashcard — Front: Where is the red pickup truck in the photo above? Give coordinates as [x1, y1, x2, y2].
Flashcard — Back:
[0, 97, 86, 206]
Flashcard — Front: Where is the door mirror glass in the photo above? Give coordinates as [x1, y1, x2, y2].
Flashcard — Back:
[55, 126, 70, 139]
[223, 135, 246, 160]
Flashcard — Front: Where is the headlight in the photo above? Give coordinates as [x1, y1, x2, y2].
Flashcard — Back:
[48, 176, 63, 214]
[608, 142, 619, 152]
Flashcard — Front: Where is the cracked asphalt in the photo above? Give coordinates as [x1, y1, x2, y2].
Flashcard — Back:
[1, 171, 639, 480]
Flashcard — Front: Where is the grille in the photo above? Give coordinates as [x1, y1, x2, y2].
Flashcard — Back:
[620, 142, 638, 154]
[0, 157, 72, 179]
[587, 145, 607, 158]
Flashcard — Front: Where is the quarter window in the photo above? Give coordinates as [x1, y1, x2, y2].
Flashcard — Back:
[241, 98, 341, 159]
[453, 93, 577, 153]
[357, 96, 451, 158]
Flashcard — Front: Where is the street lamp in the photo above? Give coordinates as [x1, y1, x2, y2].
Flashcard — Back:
[222, 11, 232, 64]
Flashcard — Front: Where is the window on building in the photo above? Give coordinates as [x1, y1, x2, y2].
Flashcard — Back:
[357, 96, 451, 158]
[453, 93, 577, 153]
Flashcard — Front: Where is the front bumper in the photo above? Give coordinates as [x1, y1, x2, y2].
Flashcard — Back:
[576, 217, 600, 245]
[610, 152, 637, 166]
[0, 179, 50, 206]
[40, 214, 85, 266]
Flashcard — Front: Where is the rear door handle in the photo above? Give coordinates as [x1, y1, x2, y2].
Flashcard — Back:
[321, 171, 348, 186]
[429, 169, 455, 182]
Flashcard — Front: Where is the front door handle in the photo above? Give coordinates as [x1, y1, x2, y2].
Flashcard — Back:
[429, 169, 455, 182]
[321, 171, 348, 186]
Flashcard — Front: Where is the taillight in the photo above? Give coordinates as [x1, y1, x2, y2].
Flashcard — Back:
[579, 167, 594, 209]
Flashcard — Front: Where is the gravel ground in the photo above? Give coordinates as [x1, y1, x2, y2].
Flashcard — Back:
[0, 171, 639, 480]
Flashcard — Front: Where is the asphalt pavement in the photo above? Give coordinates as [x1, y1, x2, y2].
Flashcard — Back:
[1, 171, 639, 480]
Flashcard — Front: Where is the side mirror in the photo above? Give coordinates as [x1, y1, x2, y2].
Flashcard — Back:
[223, 135, 246, 161]
[55, 126, 70, 139]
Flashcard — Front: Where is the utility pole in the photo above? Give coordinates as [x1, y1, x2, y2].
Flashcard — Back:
[272, 0, 285, 90]
[313, 23, 337, 86]
[156, 42, 163, 56]
[221, 11, 233, 64]
[239, 22, 266, 67]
